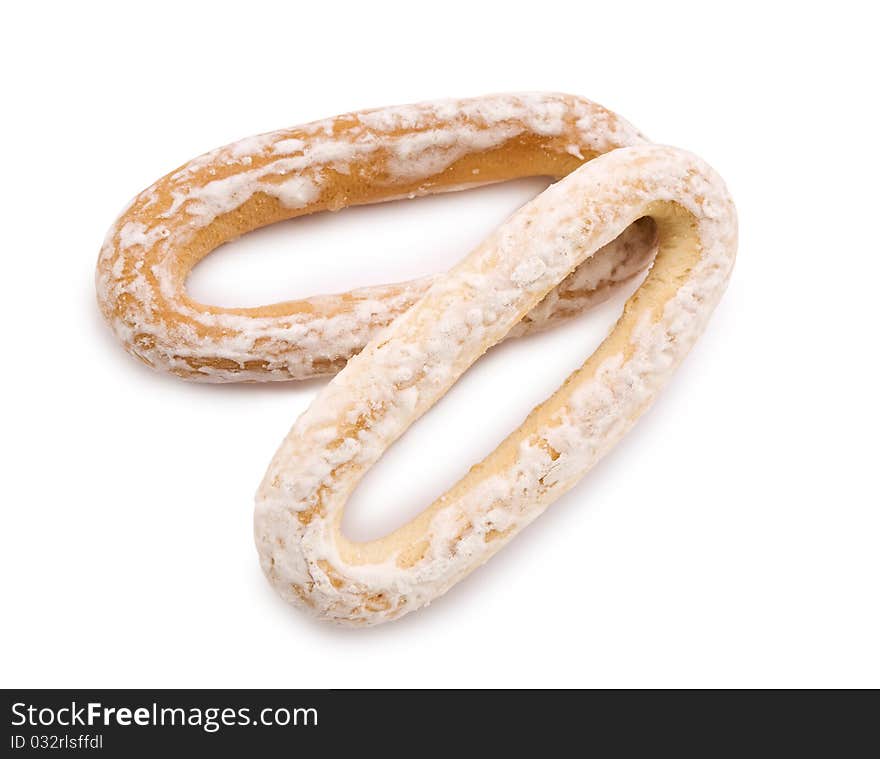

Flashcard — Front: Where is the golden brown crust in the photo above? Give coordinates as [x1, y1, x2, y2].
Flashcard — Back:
[95, 93, 654, 382]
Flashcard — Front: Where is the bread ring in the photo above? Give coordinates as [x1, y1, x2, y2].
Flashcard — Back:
[95, 93, 657, 382]
[255, 144, 737, 626]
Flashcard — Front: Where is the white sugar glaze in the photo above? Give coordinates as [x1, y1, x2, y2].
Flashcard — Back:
[255, 144, 737, 625]
[96, 93, 657, 382]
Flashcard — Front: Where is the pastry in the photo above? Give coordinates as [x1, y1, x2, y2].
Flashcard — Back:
[254, 143, 737, 625]
[96, 93, 656, 382]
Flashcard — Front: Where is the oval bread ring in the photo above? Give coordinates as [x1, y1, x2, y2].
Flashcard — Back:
[95, 93, 658, 382]
[255, 143, 737, 626]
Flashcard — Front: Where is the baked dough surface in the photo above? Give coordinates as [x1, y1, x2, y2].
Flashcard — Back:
[254, 143, 737, 625]
[96, 93, 656, 381]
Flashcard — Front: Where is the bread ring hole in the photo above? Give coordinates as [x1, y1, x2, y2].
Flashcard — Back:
[185, 178, 552, 308]
[340, 262, 649, 543]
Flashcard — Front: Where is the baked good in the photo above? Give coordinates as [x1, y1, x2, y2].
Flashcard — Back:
[96, 93, 656, 381]
[254, 143, 737, 625]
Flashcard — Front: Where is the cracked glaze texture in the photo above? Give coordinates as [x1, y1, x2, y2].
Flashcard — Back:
[95, 93, 656, 382]
[255, 144, 737, 625]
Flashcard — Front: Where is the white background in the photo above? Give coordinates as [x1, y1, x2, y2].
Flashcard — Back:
[3, 1, 878, 688]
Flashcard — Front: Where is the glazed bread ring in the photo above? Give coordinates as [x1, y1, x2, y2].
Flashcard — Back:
[255, 144, 737, 625]
[95, 93, 657, 382]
